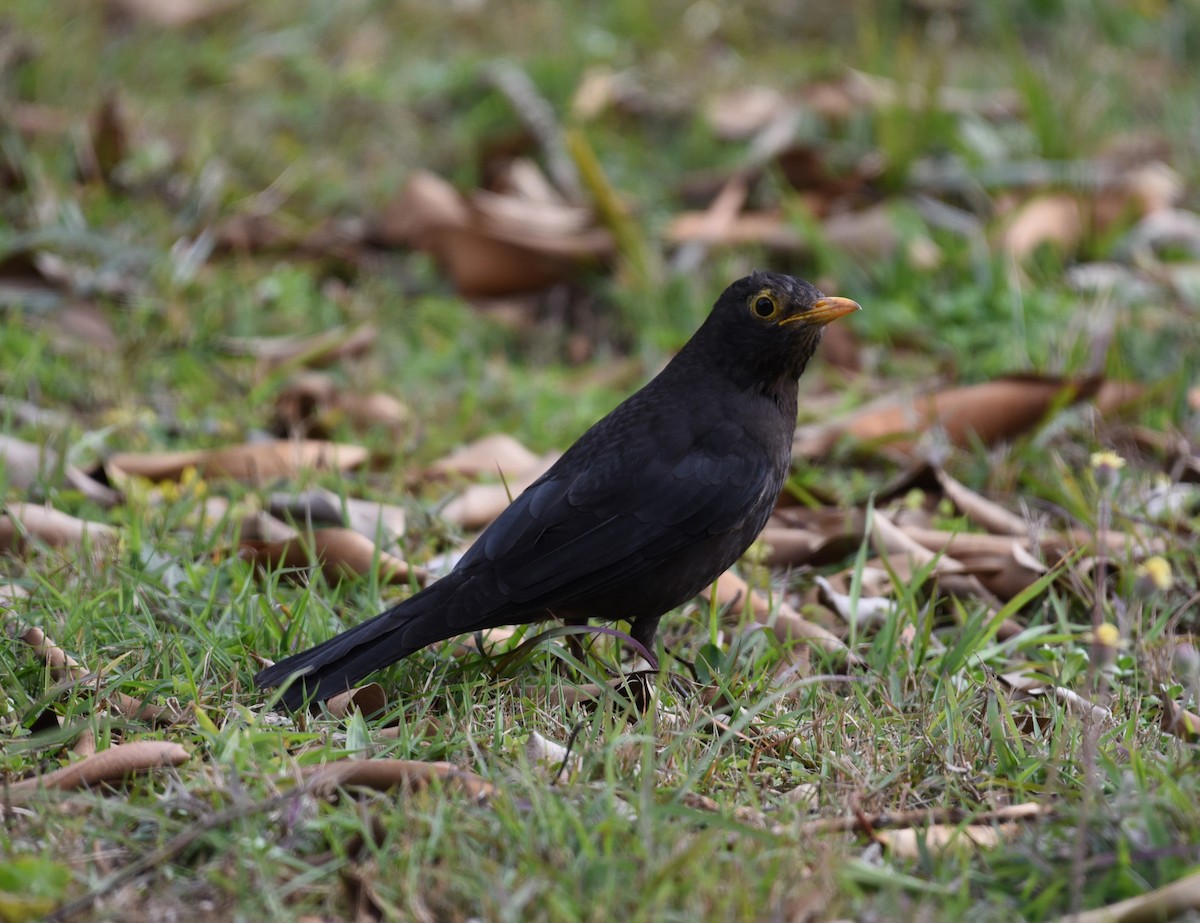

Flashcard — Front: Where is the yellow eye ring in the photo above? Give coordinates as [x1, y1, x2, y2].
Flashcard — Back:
[749, 291, 779, 319]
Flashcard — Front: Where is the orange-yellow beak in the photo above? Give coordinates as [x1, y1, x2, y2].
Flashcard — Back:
[780, 296, 861, 327]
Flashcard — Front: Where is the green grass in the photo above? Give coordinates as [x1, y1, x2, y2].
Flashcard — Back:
[3, 1, 1200, 920]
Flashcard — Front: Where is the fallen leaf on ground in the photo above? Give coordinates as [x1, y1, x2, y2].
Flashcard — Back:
[793, 374, 1103, 457]
[1160, 696, 1200, 742]
[427, 433, 542, 479]
[300, 759, 494, 801]
[525, 731, 581, 779]
[814, 575, 895, 629]
[267, 489, 406, 543]
[239, 528, 424, 586]
[1, 503, 118, 555]
[324, 683, 388, 719]
[702, 570, 858, 663]
[1001, 194, 1084, 260]
[877, 823, 1017, 858]
[706, 85, 791, 139]
[371, 170, 613, 296]
[106, 0, 244, 28]
[1000, 671, 1112, 722]
[1055, 869, 1200, 923]
[451, 627, 519, 656]
[0, 434, 120, 506]
[440, 454, 560, 529]
[19, 627, 177, 724]
[275, 372, 411, 438]
[934, 467, 1028, 536]
[5, 742, 189, 800]
[107, 439, 368, 484]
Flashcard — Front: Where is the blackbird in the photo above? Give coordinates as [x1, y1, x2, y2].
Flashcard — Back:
[256, 272, 858, 709]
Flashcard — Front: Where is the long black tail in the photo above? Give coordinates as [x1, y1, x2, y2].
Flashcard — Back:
[255, 590, 441, 710]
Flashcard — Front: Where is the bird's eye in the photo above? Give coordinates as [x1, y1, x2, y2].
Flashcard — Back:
[751, 292, 779, 319]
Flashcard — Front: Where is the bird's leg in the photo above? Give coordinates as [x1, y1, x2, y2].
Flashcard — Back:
[562, 616, 589, 668]
[627, 615, 661, 671]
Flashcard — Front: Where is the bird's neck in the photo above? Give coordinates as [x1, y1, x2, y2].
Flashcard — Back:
[758, 373, 800, 425]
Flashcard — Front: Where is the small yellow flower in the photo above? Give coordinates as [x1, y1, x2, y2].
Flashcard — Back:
[1093, 622, 1121, 648]
[1090, 450, 1126, 489]
[1135, 556, 1173, 595]
[1090, 450, 1126, 471]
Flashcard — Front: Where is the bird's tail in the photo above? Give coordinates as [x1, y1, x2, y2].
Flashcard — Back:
[254, 591, 437, 710]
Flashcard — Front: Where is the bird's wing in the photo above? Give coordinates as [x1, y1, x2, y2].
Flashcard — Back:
[457, 417, 775, 606]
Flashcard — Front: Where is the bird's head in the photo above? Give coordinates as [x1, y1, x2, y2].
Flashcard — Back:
[689, 271, 860, 388]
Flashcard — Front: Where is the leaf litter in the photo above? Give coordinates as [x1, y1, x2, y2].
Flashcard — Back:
[2, 18, 1199, 922]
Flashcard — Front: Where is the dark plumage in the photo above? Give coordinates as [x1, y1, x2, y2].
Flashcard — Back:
[256, 272, 859, 709]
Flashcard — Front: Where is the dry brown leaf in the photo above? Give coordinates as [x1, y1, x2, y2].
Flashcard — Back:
[325, 683, 388, 719]
[72, 729, 97, 758]
[877, 823, 1017, 858]
[371, 170, 613, 297]
[707, 85, 792, 140]
[451, 626, 519, 656]
[21, 626, 84, 679]
[106, 0, 244, 27]
[702, 570, 858, 663]
[49, 301, 121, 353]
[375, 716, 445, 740]
[440, 453, 560, 530]
[428, 433, 541, 479]
[267, 489, 406, 543]
[274, 373, 409, 438]
[237, 511, 301, 543]
[19, 627, 177, 724]
[1160, 696, 1200, 742]
[934, 468, 1028, 536]
[958, 546, 1047, 600]
[571, 66, 619, 121]
[902, 525, 1165, 562]
[239, 528, 424, 586]
[301, 759, 494, 801]
[1000, 671, 1112, 721]
[5, 741, 189, 800]
[873, 514, 1025, 630]
[525, 731, 582, 779]
[1001, 194, 1085, 259]
[873, 511, 962, 574]
[813, 575, 895, 629]
[794, 375, 1102, 457]
[107, 439, 368, 484]
[1056, 870, 1200, 923]
[0, 433, 120, 506]
[1094, 380, 1147, 416]
[336, 391, 411, 434]
[1, 503, 119, 555]
[761, 508, 866, 567]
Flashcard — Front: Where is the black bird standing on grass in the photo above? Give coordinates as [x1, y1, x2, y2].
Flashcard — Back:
[256, 272, 859, 709]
